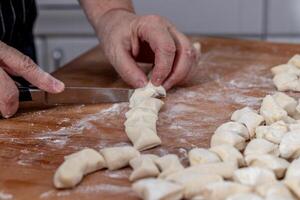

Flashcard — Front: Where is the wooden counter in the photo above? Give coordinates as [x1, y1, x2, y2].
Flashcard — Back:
[1, 37, 300, 200]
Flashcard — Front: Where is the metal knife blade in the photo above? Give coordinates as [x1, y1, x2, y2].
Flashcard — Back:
[25, 87, 133, 105]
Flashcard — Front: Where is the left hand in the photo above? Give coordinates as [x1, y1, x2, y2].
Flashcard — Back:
[96, 9, 200, 90]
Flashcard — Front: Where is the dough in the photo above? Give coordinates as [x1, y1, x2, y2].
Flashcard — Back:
[273, 72, 300, 92]
[53, 148, 106, 188]
[129, 154, 160, 181]
[284, 179, 300, 199]
[155, 154, 184, 179]
[231, 107, 264, 138]
[132, 178, 183, 200]
[255, 120, 288, 144]
[226, 193, 263, 200]
[244, 139, 279, 157]
[210, 131, 246, 151]
[279, 130, 300, 159]
[285, 157, 300, 180]
[210, 144, 245, 167]
[233, 167, 276, 186]
[260, 95, 288, 125]
[214, 121, 250, 140]
[188, 148, 221, 166]
[288, 54, 300, 68]
[272, 92, 297, 115]
[256, 182, 295, 200]
[166, 172, 223, 199]
[271, 64, 300, 75]
[244, 154, 289, 179]
[100, 146, 140, 170]
[194, 181, 251, 200]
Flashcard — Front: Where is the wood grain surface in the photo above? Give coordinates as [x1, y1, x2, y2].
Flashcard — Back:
[1, 37, 300, 200]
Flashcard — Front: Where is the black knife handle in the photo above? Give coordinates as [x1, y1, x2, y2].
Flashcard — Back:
[10, 76, 37, 102]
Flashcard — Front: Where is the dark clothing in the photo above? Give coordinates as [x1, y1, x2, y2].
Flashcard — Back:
[0, 0, 37, 61]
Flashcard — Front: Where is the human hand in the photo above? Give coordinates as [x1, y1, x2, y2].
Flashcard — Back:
[0, 41, 65, 118]
[96, 9, 200, 90]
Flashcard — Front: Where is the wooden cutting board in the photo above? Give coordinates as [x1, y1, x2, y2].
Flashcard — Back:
[1, 37, 300, 200]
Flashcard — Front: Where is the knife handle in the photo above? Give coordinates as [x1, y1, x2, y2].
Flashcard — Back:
[10, 76, 37, 102]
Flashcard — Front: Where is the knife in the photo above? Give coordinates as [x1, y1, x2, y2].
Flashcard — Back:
[12, 76, 133, 105]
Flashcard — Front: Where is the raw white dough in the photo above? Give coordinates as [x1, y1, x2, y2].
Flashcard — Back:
[53, 148, 106, 188]
[284, 179, 300, 199]
[132, 178, 183, 200]
[226, 193, 263, 200]
[129, 154, 160, 181]
[284, 159, 300, 198]
[273, 72, 300, 92]
[288, 54, 300, 68]
[210, 131, 246, 151]
[271, 64, 300, 75]
[210, 144, 245, 167]
[233, 167, 276, 187]
[188, 148, 221, 166]
[155, 154, 184, 179]
[244, 139, 279, 157]
[231, 107, 264, 138]
[272, 92, 297, 115]
[256, 182, 295, 200]
[255, 120, 288, 144]
[260, 95, 288, 125]
[214, 121, 250, 140]
[100, 146, 140, 170]
[279, 130, 300, 159]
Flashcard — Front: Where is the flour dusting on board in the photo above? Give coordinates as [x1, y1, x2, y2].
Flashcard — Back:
[0, 191, 13, 200]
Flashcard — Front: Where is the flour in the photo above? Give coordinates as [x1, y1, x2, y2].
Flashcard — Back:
[0, 191, 13, 200]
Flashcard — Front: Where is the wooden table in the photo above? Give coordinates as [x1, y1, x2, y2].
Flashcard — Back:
[1, 37, 300, 200]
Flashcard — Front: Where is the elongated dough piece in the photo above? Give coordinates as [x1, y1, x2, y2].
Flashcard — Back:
[271, 64, 300, 75]
[155, 154, 184, 179]
[226, 193, 263, 200]
[210, 144, 245, 167]
[255, 120, 288, 144]
[126, 98, 164, 117]
[100, 146, 139, 170]
[260, 95, 288, 125]
[233, 167, 276, 187]
[284, 179, 300, 199]
[288, 54, 300, 67]
[129, 82, 166, 108]
[53, 148, 106, 188]
[279, 130, 300, 159]
[129, 154, 160, 181]
[245, 154, 289, 179]
[166, 172, 223, 199]
[132, 178, 183, 200]
[244, 139, 279, 156]
[195, 181, 252, 200]
[188, 148, 221, 166]
[231, 107, 264, 138]
[256, 182, 295, 200]
[273, 72, 300, 92]
[214, 121, 250, 140]
[210, 131, 246, 151]
[272, 92, 297, 115]
[285, 157, 300, 180]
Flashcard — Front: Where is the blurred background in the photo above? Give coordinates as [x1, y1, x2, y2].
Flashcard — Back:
[35, 0, 300, 72]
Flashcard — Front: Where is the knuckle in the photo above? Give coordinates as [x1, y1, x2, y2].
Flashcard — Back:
[144, 15, 165, 24]
[21, 56, 37, 73]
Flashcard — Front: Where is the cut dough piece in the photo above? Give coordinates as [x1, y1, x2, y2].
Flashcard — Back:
[273, 72, 300, 92]
[244, 139, 279, 157]
[284, 179, 300, 199]
[288, 123, 300, 131]
[129, 154, 160, 181]
[188, 148, 221, 166]
[271, 63, 300, 75]
[100, 146, 140, 170]
[260, 95, 288, 125]
[226, 193, 263, 200]
[155, 154, 184, 179]
[231, 107, 264, 138]
[214, 121, 250, 140]
[272, 92, 297, 115]
[256, 182, 295, 200]
[125, 127, 161, 151]
[233, 167, 276, 187]
[288, 54, 300, 68]
[129, 82, 166, 108]
[132, 178, 183, 200]
[195, 181, 251, 200]
[244, 154, 289, 179]
[279, 130, 300, 159]
[166, 162, 237, 180]
[53, 148, 106, 188]
[166, 172, 223, 199]
[125, 111, 158, 128]
[210, 144, 245, 167]
[255, 120, 288, 144]
[126, 98, 164, 118]
[210, 131, 246, 151]
[285, 157, 300, 180]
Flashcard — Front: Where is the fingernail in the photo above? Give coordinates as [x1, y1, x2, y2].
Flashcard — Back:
[54, 80, 65, 92]
[152, 77, 162, 86]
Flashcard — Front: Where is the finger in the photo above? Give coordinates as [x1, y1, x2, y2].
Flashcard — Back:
[0, 68, 19, 118]
[163, 28, 197, 90]
[0, 42, 65, 93]
[137, 17, 176, 86]
[113, 45, 148, 88]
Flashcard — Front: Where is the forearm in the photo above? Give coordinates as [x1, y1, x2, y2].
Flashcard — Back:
[79, 0, 134, 34]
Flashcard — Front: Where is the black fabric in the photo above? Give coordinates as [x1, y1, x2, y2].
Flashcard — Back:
[0, 0, 37, 61]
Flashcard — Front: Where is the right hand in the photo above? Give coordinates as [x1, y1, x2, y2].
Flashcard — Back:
[0, 41, 65, 118]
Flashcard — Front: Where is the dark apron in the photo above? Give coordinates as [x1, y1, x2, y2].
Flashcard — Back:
[0, 0, 37, 61]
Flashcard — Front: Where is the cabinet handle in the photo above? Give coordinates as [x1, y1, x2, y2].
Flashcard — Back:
[52, 48, 64, 69]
